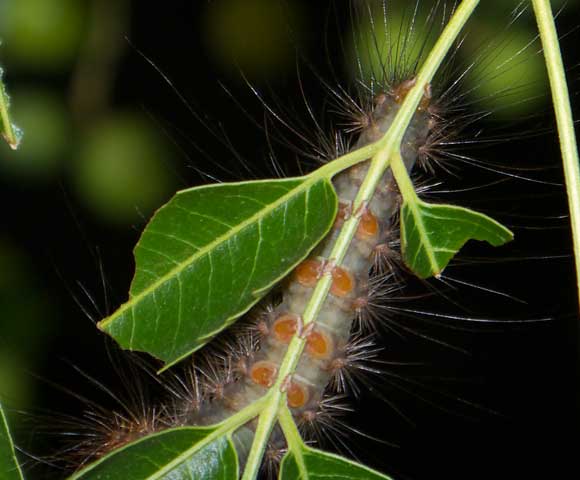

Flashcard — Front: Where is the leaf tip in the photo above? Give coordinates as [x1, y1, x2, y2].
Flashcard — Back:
[502, 227, 515, 243]
[156, 363, 170, 375]
[489, 226, 514, 247]
[96, 316, 111, 333]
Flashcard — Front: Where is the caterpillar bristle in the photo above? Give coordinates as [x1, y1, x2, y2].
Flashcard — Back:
[351, 274, 406, 334]
[164, 364, 202, 426]
[260, 439, 287, 479]
[195, 356, 235, 402]
[296, 393, 358, 457]
[26, 355, 170, 473]
[326, 334, 383, 397]
[72, 406, 164, 467]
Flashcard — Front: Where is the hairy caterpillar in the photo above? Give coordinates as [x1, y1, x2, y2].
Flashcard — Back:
[3, 0, 576, 480]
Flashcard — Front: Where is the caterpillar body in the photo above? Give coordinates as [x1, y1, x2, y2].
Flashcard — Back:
[191, 81, 433, 440]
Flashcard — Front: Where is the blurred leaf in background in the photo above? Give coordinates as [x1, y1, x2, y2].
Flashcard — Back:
[348, 4, 436, 87]
[204, 0, 303, 77]
[347, 0, 548, 119]
[461, 17, 548, 118]
[0, 239, 51, 408]
[0, 0, 178, 424]
[0, 87, 70, 179]
[0, 0, 86, 70]
[73, 112, 174, 224]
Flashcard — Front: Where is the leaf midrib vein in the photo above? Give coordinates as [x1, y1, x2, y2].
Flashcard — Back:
[406, 201, 441, 274]
[100, 179, 317, 328]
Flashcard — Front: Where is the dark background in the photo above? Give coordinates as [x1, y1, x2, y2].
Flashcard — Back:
[0, 0, 578, 479]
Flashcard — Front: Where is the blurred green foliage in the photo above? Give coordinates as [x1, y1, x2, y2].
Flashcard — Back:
[461, 16, 548, 117]
[204, 0, 302, 77]
[0, 0, 86, 70]
[73, 113, 173, 223]
[348, 7, 436, 86]
[349, 0, 548, 118]
[0, 0, 177, 411]
[0, 240, 50, 407]
[0, 88, 69, 178]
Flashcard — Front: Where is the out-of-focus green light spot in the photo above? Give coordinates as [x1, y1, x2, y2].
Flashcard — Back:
[0, 0, 85, 70]
[462, 23, 547, 119]
[0, 242, 28, 290]
[347, 5, 435, 86]
[0, 354, 32, 407]
[0, 88, 69, 179]
[485, 0, 573, 9]
[204, 0, 301, 77]
[74, 112, 174, 224]
[0, 240, 49, 407]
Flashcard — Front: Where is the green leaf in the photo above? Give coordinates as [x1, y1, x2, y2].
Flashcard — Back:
[69, 426, 238, 480]
[400, 199, 513, 279]
[0, 67, 21, 150]
[98, 177, 337, 368]
[279, 446, 394, 480]
[0, 401, 24, 480]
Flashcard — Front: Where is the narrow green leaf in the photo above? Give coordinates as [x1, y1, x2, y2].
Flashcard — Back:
[0, 66, 20, 150]
[400, 199, 513, 278]
[0, 401, 24, 480]
[279, 446, 394, 480]
[532, 0, 580, 310]
[98, 177, 337, 368]
[69, 426, 238, 480]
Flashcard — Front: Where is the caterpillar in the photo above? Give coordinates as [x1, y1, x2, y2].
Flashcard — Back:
[4, 1, 577, 479]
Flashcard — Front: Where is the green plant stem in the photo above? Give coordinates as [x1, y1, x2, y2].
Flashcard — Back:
[278, 406, 307, 472]
[0, 73, 18, 150]
[278, 406, 303, 454]
[241, 1, 480, 478]
[531, 0, 580, 311]
[0, 401, 24, 480]
[390, 150, 439, 275]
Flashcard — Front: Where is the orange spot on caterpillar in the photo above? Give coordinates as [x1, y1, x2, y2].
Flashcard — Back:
[287, 380, 309, 409]
[356, 208, 379, 239]
[306, 328, 334, 359]
[272, 314, 299, 343]
[330, 266, 355, 297]
[294, 259, 322, 287]
[250, 360, 278, 388]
